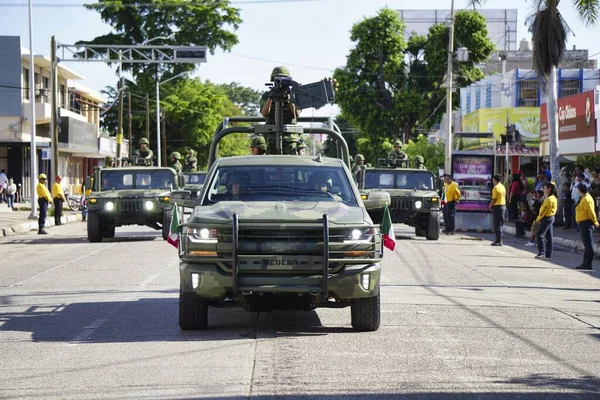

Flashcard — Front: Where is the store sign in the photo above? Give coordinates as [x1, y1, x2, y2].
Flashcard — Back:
[452, 155, 494, 213]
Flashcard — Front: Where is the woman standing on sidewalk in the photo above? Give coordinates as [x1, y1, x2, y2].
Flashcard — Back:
[535, 182, 558, 260]
[575, 183, 599, 270]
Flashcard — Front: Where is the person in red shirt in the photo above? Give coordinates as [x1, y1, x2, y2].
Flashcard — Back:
[509, 173, 524, 221]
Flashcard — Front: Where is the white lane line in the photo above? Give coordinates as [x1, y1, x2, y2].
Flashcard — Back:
[491, 249, 505, 255]
[10, 243, 118, 287]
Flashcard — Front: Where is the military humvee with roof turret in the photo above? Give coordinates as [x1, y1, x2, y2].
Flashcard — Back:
[170, 106, 390, 331]
[85, 166, 181, 242]
[357, 159, 441, 241]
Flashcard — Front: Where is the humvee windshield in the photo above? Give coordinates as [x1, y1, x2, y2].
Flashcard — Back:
[365, 170, 435, 190]
[100, 170, 175, 190]
[183, 172, 207, 185]
[202, 165, 357, 205]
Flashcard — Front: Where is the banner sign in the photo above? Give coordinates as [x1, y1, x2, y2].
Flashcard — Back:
[452, 155, 494, 212]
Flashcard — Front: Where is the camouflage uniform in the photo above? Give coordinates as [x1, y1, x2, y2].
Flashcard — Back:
[250, 136, 267, 155]
[184, 150, 198, 172]
[170, 152, 183, 174]
[261, 66, 300, 155]
[352, 154, 366, 186]
[415, 155, 426, 170]
[388, 140, 407, 161]
[133, 138, 154, 166]
[104, 156, 115, 168]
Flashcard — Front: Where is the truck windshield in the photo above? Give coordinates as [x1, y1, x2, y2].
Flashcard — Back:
[100, 170, 175, 190]
[203, 165, 357, 205]
[365, 171, 435, 190]
[183, 172, 206, 185]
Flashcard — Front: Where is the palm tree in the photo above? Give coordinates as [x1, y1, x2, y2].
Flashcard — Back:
[468, 0, 599, 223]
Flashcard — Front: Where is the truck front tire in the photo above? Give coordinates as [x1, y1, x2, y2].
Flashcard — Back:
[179, 291, 208, 330]
[87, 212, 102, 243]
[351, 288, 380, 332]
[426, 212, 440, 241]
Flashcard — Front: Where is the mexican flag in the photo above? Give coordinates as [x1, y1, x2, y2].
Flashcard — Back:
[381, 204, 396, 251]
[167, 204, 180, 248]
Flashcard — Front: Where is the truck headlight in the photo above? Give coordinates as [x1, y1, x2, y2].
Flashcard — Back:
[144, 200, 154, 210]
[187, 227, 218, 243]
[344, 228, 374, 243]
[104, 201, 114, 211]
[414, 200, 423, 209]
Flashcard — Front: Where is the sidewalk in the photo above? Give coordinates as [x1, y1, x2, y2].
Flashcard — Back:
[0, 202, 83, 237]
[504, 221, 600, 258]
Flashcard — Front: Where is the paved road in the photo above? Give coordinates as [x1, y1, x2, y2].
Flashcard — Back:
[0, 222, 599, 399]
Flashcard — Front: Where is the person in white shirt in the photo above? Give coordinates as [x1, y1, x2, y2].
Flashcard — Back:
[0, 169, 7, 203]
[6, 178, 16, 210]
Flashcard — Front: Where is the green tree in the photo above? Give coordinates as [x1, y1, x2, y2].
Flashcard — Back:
[468, 0, 600, 211]
[322, 115, 359, 159]
[215, 82, 263, 116]
[403, 135, 445, 173]
[334, 8, 494, 163]
[78, 0, 242, 80]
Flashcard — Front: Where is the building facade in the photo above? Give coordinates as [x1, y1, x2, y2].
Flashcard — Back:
[0, 36, 128, 199]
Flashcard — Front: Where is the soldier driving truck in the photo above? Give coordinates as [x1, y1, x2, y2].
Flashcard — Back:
[168, 72, 392, 332]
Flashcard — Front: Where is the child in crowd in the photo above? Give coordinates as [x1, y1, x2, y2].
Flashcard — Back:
[516, 201, 534, 237]
[526, 189, 544, 247]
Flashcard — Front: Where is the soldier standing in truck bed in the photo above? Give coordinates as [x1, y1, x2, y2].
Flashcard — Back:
[389, 140, 407, 161]
[184, 149, 198, 172]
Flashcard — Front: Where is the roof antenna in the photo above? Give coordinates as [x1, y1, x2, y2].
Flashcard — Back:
[313, 154, 322, 163]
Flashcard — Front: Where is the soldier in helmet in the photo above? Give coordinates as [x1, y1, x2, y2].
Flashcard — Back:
[250, 136, 267, 155]
[260, 66, 302, 155]
[297, 140, 307, 156]
[415, 155, 426, 170]
[170, 151, 183, 173]
[104, 156, 115, 168]
[133, 138, 154, 166]
[184, 149, 198, 172]
[389, 140, 407, 162]
[352, 154, 366, 187]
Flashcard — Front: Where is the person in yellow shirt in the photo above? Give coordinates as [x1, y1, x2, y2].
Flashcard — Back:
[36, 173, 53, 235]
[442, 174, 461, 235]
[52, 175, 66, 226]
[535, 182, 558, 259]
[575, 183, 599, 270]
[489, 174, 507, 246]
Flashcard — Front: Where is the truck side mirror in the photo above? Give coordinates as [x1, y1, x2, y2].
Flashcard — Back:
[363, 191, 391, 211]
[177, 174, 185, 189]
[169, 190, 196, 208]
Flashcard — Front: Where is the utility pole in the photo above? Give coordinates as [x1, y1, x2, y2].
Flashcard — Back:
[128, 90, 133, 159]
[161, 114, 167, 167]
[145, 93, 150, 141]
[50, 35, 59, 182]
[444, 0, 456, 175]
[116, 50, 124, 167]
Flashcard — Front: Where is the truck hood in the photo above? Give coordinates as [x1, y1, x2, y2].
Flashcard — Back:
[189, 201, 366, 225]
[362, 188, 439, 198]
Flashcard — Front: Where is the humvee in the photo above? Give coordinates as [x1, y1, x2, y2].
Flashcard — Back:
[357, 159, 441, 241]
[85, 166, 181, 242]
[170, 109, 390, 331]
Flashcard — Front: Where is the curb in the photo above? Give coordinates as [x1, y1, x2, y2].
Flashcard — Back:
[1, 214, 83, 237]
[504, 225, 600, 258]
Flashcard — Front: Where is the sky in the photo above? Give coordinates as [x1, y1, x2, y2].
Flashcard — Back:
[1, 0, 599, 118]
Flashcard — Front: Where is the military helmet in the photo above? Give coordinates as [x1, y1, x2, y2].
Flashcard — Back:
[270, 66, 290, 81]
[39, 173, 47, 180]
[394, 140, 403, 148]
[170, 151, 182, 160]
[298, 141, 307, 149]
[250, 136, 267, 151]
[355, 154, 365, 162]
[139, 137, 149, 145]
[187, 149, 195, 155]
[105, 156, 114, 164]
[415, 155, 424, 163]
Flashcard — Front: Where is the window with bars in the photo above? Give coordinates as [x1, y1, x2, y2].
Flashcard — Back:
[560, 80, 580, 98]
[518, 80, 539, 107]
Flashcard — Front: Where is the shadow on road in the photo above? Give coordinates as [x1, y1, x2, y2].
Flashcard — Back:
[0, 296, 347, 343]
[0, 233, 161, 245]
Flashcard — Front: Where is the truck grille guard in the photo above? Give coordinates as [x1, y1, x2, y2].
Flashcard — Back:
[178, 213, 383, 294]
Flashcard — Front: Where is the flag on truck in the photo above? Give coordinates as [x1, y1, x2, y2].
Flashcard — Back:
[167, 205, 180, 248]
[381, 204, 396, 251]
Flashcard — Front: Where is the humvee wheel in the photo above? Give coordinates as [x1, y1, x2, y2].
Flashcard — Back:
[351, 288, 380, 332]
[87, 212, 102, 243]
[103, 225, 115, 239]
[415, 225, 426, 237]
[179, 291, 208, 330]
[162, 208, 173, 241]
[426, 213, 440, 241]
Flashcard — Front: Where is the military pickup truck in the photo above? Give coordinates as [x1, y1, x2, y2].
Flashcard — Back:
[170, 111, 390, 331]
[358, 161, 441, 241]
[85, 166, 180, 242]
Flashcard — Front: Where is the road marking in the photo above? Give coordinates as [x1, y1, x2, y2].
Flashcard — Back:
[9, 243, 118, 287]
[492, 249, 505, 255]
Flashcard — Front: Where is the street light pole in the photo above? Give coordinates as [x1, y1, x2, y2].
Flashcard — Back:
[444, 0, 456, 175]
[27, 0, 37, 219]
